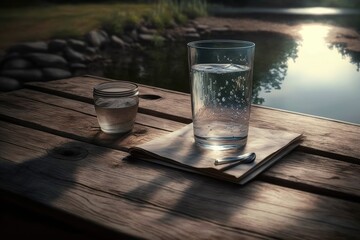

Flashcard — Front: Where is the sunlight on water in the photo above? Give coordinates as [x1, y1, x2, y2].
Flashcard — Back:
[258, 24, 360, 124]
[287, 7, 358, 15]
[213, 7, 360, 16]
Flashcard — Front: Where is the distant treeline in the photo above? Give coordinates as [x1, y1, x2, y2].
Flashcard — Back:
[2, 0, 360, 8]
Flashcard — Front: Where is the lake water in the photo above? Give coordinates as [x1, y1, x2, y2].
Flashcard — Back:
[257, 24, 360, 124]
[209, 6, 360, 16]
[104, 23, 360, 124]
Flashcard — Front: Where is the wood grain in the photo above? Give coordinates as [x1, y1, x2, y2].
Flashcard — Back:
[1, 121, 359, 239]
[27, 76, 192, 123]
[26, 76, 360, 160]
[262, 151, 360, 201]
[8, 89, 185, 132]
[1, 88, 359, 199]
[0, 89, 170, 151]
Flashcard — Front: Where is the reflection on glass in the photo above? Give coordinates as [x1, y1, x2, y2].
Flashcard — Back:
[257, 24, 360, 124]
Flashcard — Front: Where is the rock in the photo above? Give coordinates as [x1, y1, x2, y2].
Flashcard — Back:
[8, 41, 48, 53]
[184, 33, 200, 39]
[182, 27, 197, 33]
[195, 24, 209, 31]
[70, 63, 87, 69]
[139, 26, 157, 34]
[2, 52, 20, 60]
[70, 63, 88, 76]
[0, 76, 22, 91]
[164, 32, 175, 41]
[48, 39, 67, 52]
[129, 29, 138, 41]
[42, 68, 72, 81]
[138, 34, 154, 42]
[131, 43, 143, 50]
[25, 53, 68, 69]
[1, 69, 43, 82]
[67, 39, 87, 52]
[199, 29, 211, 35]
[85, 46, 97, 55]
[111, 35, 127, 49]
[138, 34, 166, 45]
[85, 30, 109, 48]
[86, 53, 102, 62]
[64, 47, 86, 63]
[122, 35, 134, 44]
[2, 58, 33, 69]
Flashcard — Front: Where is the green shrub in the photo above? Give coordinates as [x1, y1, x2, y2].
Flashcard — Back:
[102, 0, 207, 33]
[179, 0, 208, 19]
[144, 0, 177, 29]
[102, 11, 142, 35]
[145, 0, 207, 29]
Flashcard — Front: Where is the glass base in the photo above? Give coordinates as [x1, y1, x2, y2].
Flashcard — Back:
[99, 122, 133, 134]
[194, 135, 247, 150]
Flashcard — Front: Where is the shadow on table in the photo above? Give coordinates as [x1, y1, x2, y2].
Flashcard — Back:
[123, 142, 257, 226]
[0, 139, 138, 240]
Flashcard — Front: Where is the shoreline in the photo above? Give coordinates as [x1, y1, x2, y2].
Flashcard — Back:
[195, 17, 360, 52]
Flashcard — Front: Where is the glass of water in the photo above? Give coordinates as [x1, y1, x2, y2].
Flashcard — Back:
[187, 40, 255, 150]
[93, 81, 139, 134]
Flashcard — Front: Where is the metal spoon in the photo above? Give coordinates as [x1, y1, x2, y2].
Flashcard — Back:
[215, 152, 256, 165]
[215, 152, 256, 171]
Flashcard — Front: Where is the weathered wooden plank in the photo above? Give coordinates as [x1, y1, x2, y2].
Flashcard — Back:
[26, 76, 360, 160]
[0, 122, 262, 239]
[0, 121, 271, 240]
[27, 76, 192, 123]
[1, 121, 359, 239]
[0, 89, 171, 150]
[1, 88, 359, 199]
[250, 106, 360, 162]
[8, 89, 184, 132]
[262, 151, 360, 201]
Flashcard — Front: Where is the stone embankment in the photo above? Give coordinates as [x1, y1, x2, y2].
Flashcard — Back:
[0, 21, 216, 92]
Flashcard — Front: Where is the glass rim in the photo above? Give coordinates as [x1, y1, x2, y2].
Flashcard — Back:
[187, 39, 255, 49]
[93, 81, 138, 97]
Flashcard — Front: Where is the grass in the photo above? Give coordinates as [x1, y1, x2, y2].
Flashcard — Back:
[147, 0, 207, 28]
[0, 3, 151, 49]
[0, 1, 208, 50]
[103, 0, 207, 35]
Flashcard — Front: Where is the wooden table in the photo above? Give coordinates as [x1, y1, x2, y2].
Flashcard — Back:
[0, 76, 359, 239]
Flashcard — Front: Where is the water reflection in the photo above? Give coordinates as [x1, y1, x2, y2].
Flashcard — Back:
[257, 24, 360, 124]
[331, 43, 360, 71]
[252, 32, 298, 105]
[210, 6, 360, 16]
[104, 26, 360, 124]
[104, 44, 189, 93]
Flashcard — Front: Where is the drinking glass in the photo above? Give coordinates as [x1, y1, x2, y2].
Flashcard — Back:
[93, 81, 139, 134]
[187, 40, 255, 150]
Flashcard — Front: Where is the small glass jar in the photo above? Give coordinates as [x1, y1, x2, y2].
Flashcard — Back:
[93, 81, 139, 134]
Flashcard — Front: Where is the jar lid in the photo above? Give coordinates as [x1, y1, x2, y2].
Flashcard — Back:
[93, 81, 138, 97]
